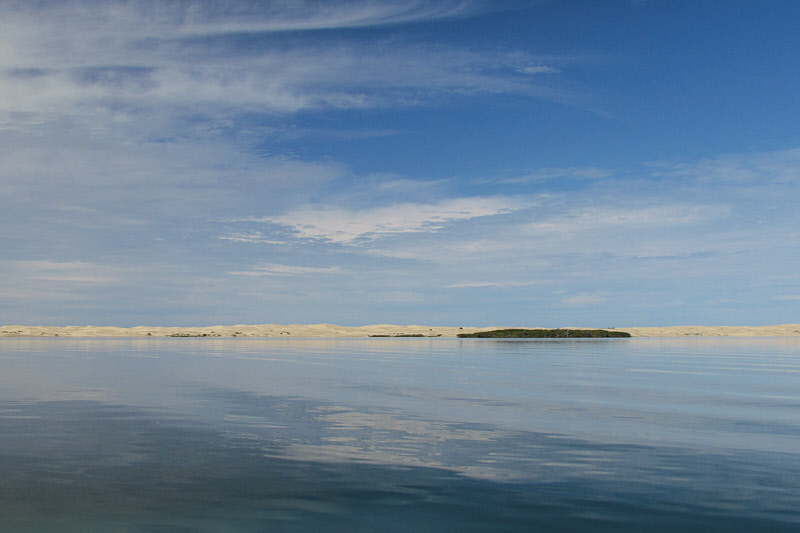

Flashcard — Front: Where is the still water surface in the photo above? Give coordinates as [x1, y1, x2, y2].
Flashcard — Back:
[1, 337, 799, 531]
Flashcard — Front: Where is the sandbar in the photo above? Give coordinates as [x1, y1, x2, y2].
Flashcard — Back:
[2, 324, 799, 338]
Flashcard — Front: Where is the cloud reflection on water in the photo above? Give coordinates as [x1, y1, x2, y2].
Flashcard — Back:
[1, 338, 800, 531]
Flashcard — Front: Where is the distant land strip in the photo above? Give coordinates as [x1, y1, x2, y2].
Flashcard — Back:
[457, 329, 630, 338]
[2, 324, 800, 338]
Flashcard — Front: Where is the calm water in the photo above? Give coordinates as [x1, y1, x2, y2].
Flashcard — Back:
[1, 337, 799, 532]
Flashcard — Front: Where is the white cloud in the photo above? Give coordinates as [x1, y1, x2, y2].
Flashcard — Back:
[0, 1, 481, 49]
[519, 65, 559, 75]
[352, 200, 736, 266]
[252, 196, 523, 244]
[648, 147, 800, 185]
[216, 232, 287, 245]
[524, 204, 728, 237]
[3, 260, 117, 284]
[229, 263, 344, 277]
[558, 292, 610, 306]
[0, 1, 576, 118]
[445, 281, 540, 289]
[177, 1, 481, 34]
[494, 166, 613, 184]
[0, 124, 344, 228]
[1, 46, 571, 116]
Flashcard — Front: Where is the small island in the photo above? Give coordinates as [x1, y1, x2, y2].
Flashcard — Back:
[457, 329, 631, 338]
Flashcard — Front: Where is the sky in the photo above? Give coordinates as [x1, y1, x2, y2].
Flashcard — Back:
[1, 0, 799, 327]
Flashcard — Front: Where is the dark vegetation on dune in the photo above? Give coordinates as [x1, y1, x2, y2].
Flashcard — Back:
[368, 334, 442, 337]
[457, 329, 631, 338]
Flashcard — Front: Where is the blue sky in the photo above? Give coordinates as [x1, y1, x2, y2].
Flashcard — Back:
[1, 0, 799, 327]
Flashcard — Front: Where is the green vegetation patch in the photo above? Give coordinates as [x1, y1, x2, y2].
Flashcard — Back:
[457, 329, 630, 338]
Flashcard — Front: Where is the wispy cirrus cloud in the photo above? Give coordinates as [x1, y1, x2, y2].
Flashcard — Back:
[0, 0, 484, 45]
[2, 260, 118, 284]
[2, 46, 571, 116]
[0, 260, 122, 321]
[177, 0, 483, 33]
[360, 201, 733, 265]
[493, 166, 613, 184]
[445, 280, 541, 289]
[0, 126, 345, 257]
[558, 292, 610, 306]
[216, 232, 288, 245]
[647, 147, 800, 185]
[523, 204, 729, 237]
[229, 263, 344, 277]
[0, 0, 572, 118]
[244, 196, 524, 244]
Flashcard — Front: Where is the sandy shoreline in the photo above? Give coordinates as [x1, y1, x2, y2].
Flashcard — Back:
[2, 324, 799, 338]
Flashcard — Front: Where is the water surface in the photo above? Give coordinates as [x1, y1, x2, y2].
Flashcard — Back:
[1, 337, 799, 531]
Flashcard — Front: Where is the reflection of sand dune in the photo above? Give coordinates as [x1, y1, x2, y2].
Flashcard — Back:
[2, 324, 799, 338]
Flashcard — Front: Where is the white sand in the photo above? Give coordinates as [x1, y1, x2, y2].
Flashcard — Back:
[2, 324, 799, 337]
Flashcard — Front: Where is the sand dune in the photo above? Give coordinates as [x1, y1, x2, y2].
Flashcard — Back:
[2, 324, 799, 338]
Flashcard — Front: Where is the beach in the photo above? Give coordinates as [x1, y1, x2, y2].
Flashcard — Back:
[2, 324, 799, 338]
